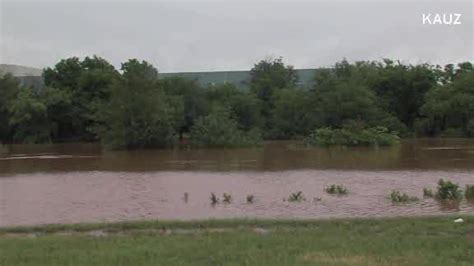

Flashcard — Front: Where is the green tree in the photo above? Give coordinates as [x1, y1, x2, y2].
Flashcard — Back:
[190, 107, 261, 148]
[8, 88, 51, 143]
[43, 56, 119, 141]
[0, 74, 20, 142]
[38, 86, 73, 140]
[161, 77, 208, 139]
[95, 59, 182, 149]
[311, 59, 430, 134]
[311, 67, 380, 128]
[0, 74, 52, 143]
[440, 62, 473, 84]
[419, 64, 474, 136]
[271, 88, 314, 138]
[250, 58, 297, 132]
[368, 61, 437, 129]
[206, 83, 263, 131]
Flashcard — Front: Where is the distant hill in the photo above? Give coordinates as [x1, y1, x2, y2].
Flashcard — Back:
[0, 64, 319, 90]
[0, 64, 42, 77]
[0, 64, 43, 90]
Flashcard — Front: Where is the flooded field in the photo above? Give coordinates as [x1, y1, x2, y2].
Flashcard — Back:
[1, 139, 473, 226]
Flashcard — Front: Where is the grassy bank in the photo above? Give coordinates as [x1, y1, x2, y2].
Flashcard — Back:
[1, 216, 473, 265]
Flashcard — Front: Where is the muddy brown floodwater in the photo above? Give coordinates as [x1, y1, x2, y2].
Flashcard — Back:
[0, 139, 473, 226]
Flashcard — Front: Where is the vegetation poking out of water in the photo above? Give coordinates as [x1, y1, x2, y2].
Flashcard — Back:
[325, 184, 348, 195]
[210, 193, 219, 205]
[464, 184, 474, 199]
[313, 197, 322, 202]
[1, 56, 473, 148]
[288, 191, 305, 202]
[198, 181, 469, 206]
[0, 216, 473, 266]
[389, 190, 419, 203]
[305, 126, 399, 147]
[435, 179, 463, 201]
[246, 194, 255, 203]
[222, 193, 232, 203]
[183, 192, 189, 203]
[423, 188, 434, 198]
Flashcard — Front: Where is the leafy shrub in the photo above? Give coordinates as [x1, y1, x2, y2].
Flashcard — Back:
[304, 126, 399, 147]
[288, 191, 305, 202]
[435, 179, 462, 201]
[423, 188, 433, 198]
[190, 107, 262, 148]
[325, 184, 348, 195]
[465, 184, 474, 199]
[389, 190, 419, 203]
[377, 115, 408, 137]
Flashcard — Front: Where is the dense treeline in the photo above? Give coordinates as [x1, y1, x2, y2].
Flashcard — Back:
[0, 56, 473, 148]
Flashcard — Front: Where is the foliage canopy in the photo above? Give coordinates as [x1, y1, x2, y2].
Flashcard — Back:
[1, 56, 472, 148]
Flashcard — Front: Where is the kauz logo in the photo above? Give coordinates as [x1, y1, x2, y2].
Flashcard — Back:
[422, 13, 462, 25]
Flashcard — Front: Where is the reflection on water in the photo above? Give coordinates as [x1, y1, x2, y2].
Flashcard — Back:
[0, 139, 473, 226]
[1, 139, 474, 174]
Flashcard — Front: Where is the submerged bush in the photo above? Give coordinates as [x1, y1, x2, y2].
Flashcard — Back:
[464, 184, 474, 199]
[183, 192, 189, 203]
[190, 107, 262, 148]
[223, 193, 232, 203]
[304, 126, 399, 147]
[325, 184, 348, 195]
[389, 190, 419, 203]
[246, 194, 255, 203]
[423, 188, 433, 198]
[435, 179, 462, 201]
[288, 191, 305, 202]
[210, 193, 219, 205]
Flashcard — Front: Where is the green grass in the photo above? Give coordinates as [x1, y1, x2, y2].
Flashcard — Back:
[1, 216, 473, 266]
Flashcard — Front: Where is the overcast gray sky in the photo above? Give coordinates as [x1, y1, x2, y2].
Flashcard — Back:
[0, 0, 472, 72]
